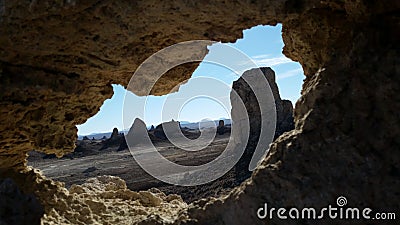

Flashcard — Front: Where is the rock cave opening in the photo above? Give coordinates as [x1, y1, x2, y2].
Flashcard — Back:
[26, 24, 305, 203]
[3, 1, 397, 224]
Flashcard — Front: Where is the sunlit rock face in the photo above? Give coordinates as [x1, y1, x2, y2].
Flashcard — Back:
[0, 0, 399, 224]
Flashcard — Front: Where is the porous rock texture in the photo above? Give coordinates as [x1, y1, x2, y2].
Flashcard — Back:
[0, 170, 188, 224]
[0, 177, 43, 224]
[66, 175, 188, 224]
[0, 0, 399, 224]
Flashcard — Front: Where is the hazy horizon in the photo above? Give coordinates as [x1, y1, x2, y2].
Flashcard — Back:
[78, 118, 232, 137]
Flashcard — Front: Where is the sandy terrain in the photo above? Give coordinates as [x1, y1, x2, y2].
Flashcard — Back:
[28, 132, 236, 202]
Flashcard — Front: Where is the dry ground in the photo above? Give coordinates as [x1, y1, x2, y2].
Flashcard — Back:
[28, 132, 237, 202]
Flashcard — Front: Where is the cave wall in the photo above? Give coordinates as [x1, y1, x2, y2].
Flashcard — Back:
[0, 0, 399, 224]
[188, 2, 400, 224]
[0, 0, 288, 169]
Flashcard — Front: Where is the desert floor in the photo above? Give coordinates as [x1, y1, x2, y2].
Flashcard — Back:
[28, 132, 236, 202]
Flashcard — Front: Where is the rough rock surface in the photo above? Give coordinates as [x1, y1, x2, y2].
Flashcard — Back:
[187, 5, 400, 225]
[0, 0, 399, 224]
[65, 175, 188, 225]
[0, 177, 43, 225]
[1, 169, 188, 224]
[231, 67, 294, 182]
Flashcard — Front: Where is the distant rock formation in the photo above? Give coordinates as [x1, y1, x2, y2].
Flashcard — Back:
[149, 125, 155, 131]
[110, 128, 119, 139]
[119, 118, 161, 150]
[100, 127, 123, 150]
[153, 120, 181, 140]
[231, 67, 294, 182]
[217, 120, 226, 135]
[118, 119, 204, 151]
[124, 118, 152, 147]
[117, 136, 128, 151]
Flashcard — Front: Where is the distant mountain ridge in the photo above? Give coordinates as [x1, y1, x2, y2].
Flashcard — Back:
[180, 119, 231, 130]
[78, 132, 113, 140]
[78, 119, 231, 140]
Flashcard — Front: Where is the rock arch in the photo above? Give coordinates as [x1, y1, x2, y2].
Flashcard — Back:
[0, 0, 398, 224]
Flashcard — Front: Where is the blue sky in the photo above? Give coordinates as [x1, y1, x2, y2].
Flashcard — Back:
[77, 24, 304, 135]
